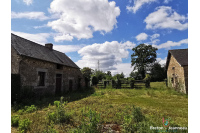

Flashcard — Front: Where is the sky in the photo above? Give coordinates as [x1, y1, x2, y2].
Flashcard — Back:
[11, 0, 188, 77]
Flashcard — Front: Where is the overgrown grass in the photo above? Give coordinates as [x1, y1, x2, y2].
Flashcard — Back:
[11, 82, 188, 132]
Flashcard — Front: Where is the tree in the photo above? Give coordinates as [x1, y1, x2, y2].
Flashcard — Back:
[106, 71, 112, 76]
[92, 70, 106, 81]
[113, 73, 124, 80]
[129, 71, 142, 80]
[131, 44, 158, 79]
[150, 63, 166, 82]
[81, 67, 94, 87]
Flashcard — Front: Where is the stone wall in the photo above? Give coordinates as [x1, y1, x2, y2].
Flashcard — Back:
[11, 46, 22, 74]
[167, 55, 187, 93]
[18, 56, 85, 95]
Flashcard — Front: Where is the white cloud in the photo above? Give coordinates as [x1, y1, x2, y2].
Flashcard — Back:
[11, 11, 49, 21]
[126, 0, 157, 14]
[23, 0, 33, 6]
[53, 44, 85, 53]
[135, 32, 148, 41]
[156, 57, 167, 66]
[47, 0, 120, 41]
[163, 0, 172, 4]
[11, 31, 50, 44]
[153, 39, 188, 49]
[144, 6, 188, 30]
[151, 33, 160, 40]
[75, 41, 136, 72]
[111, 63, 133, 77]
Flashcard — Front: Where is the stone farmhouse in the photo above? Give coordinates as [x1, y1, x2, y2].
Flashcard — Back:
[11, 33, 85, 96]
[166, 49, 188, 94]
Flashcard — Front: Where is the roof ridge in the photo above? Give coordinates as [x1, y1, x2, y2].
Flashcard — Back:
[11, 33, 67, 55]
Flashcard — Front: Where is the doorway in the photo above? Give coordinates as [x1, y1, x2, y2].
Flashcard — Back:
[56, 74, 62, 95]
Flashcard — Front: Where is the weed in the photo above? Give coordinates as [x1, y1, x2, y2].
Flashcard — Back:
[73, 109, 101, 133]
[48, 98, 72, 124]
[24, 105, 37, 113]
[42, 122, 58, 133]
[11, 115, 20, 127]
[19, 118, 32, 133]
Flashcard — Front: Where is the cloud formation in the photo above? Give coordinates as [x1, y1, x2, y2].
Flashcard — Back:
[144, 6, 188, 30]
[11, 31, 50, 44]
[54, 44, 85, 53]
[76, 41, 136, 72]
[11, 11, 49, 21]
[23, 0, 33, 6]
[135, 32, 148, 41]
[153, 38, 188, 49]
[127, 0, 157, 13]
[47, 0, 120, 41]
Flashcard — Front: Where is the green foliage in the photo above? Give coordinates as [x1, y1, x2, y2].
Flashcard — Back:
[11, 115, 20, 127]
[42, 122, 58, 133]
[113, 73, 125, 80]
[73, 109, 101, 133]
[24, 105, 37, 113]
[122, 106, 156, 133]
[131, 44, 158, 79]
[150, 62, 166, 81]
[54, 101, 61, 107]
[48, 98, 71, 124]
[19, 118, 32, 133]
[91, 76, 98, 85]
[92, 70, 106, 81]
[81, 67, 94, 87]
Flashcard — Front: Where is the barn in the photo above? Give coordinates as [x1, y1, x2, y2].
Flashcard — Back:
[11, 33, 85, 97]
[166, 49, 188, 94]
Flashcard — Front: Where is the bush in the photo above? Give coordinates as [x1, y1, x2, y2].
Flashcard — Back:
[122, 106, 147, 133]
[19, 118, 32, 133]
[73, 109, 101, 133]
[42, 122, 58, 133]
[47, 99, 71, 124]
[25, 105, 37, 113]
[92, 76, 98, 86]
[11, 115, 20, 127]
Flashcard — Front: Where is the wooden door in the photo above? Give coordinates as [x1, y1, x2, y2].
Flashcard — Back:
[56, 74, 62, 95]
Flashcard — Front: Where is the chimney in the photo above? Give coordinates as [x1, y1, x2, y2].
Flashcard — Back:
[45, 43, 53, 50]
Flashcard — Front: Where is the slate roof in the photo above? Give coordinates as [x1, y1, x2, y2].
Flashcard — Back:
[11, 33, 79, 69]
[166, 49, 188, 69]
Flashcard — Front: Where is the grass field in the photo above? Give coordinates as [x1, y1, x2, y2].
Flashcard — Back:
[11, 82, 188, 133]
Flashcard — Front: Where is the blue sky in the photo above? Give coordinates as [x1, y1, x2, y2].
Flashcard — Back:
[11, 0, 188, 77]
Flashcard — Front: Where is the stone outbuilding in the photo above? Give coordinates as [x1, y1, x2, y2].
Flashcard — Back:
[166, 49, 188, 94]
[11, 33, 85, 96]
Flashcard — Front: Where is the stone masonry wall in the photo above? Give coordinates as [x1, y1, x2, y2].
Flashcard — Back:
[167, 55, 186, 93]
[19, 56, 85, 95]
[11, 46, 22, 74]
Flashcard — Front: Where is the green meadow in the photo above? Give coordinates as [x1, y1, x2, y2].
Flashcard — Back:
[11, 82, 188, 133]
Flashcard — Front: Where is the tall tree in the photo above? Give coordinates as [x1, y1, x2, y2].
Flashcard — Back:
[131, 44, 158, 79]
[150, 62, 166, 82]
[81, 67, 94, 86]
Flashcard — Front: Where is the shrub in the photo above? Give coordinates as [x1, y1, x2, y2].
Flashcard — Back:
[122, 106, 147, 133]
[25, 105, 37, 113]
[17, 109, 24, 115]
[42, 122, 58, 133]
[11, 115, 20, 127]
[19, 118, 32, 133]
[73, 109, 101, 133]
[54, 101, 61, 107]
[92, 76, 98, 86]
[47, 99, 71, 124]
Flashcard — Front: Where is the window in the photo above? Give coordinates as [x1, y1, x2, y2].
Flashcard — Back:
[38, 72, 45, 86]
[57, 64, 63, 70]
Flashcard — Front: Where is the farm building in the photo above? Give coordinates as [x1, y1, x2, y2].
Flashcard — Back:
[11, 33, 85, 97]
[166, 49, 188, 94]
